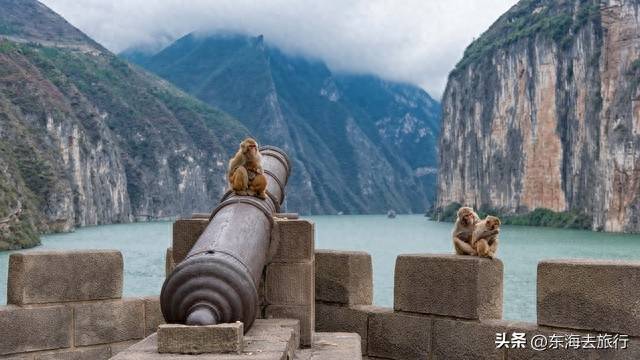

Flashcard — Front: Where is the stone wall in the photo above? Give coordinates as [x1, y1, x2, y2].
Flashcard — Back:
[315, 250, 640, 360]
[0, 250, 164, 360]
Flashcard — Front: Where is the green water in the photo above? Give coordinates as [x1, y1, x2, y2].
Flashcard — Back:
[1, 215, 639, 322]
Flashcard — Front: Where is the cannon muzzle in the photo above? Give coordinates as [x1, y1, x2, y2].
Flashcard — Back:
[160, 146, 291, 331]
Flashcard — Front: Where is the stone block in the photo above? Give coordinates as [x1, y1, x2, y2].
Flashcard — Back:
[165, 248, 175, 277]
[250, 318, 301, 349]
[0, 305, 72, 355]
[109, 340, 139, 356]
[264, 305, 312, 346]
[431, 318, 507, 360]
[33, 346, 111, 360]
[367, 311, 431, 360]
[270, 219, 314, 262]
[172, 218, 208, 263]
[538, 259, 640, 336]
[315, 303, 390, 354]
[394, 254, 502, 319]
[73, 298, 144, 346]
[143, 296, 164, 336]
[265, 262, 313, 305]
[112, 329, 293, 359]
[315, 250, 372, 305]
[157, 323, 243, 354]
[244, 321, 296, 359]
[294, 332, 362, 359]
[7, 250, 123, 305]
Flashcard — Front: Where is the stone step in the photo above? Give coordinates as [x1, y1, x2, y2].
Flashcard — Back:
[110, 319, 299, 360]
[293, 333, 362, 359]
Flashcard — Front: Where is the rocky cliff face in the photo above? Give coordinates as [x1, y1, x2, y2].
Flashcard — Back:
[126, 34, 441, 214]
[438, 0, 640, 232]
[0, 0, 247, 249]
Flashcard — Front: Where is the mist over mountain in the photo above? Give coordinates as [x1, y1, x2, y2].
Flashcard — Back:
[123, 33, 441, 215]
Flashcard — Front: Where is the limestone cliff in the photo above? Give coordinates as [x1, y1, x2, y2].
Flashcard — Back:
[438, 0, 640, 232]
[0, 0, 247, 249]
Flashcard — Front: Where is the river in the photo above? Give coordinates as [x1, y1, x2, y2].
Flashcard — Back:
[1, 215, 639, 322]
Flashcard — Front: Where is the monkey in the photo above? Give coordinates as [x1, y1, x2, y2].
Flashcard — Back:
[471, 215, 501, 259]
[452, 207, 480, 255]
[227, 138, 267, 199]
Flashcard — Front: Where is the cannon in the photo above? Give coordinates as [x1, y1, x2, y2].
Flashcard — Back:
[160, 146, 291, 330]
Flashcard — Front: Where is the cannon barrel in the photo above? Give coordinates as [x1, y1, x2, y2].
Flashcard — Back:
[160, 146, 291, 330]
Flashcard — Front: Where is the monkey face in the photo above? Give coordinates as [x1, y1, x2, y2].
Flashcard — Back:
[457, 207, 477, 226]
[241, 138, 259, 157]
[485, 216, 501, 230]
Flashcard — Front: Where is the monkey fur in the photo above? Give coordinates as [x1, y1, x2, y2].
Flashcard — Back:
[471, 215, 501, 259]
[452, 207, 480, 255]
[227, 138, 267, 199]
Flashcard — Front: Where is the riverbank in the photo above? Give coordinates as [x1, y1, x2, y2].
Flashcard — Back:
[432, 202, 593, 230]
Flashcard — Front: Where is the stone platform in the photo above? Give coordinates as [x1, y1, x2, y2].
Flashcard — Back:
[110, 319, 361, 360]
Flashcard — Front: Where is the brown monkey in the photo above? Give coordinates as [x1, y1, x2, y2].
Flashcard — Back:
[471, 215, 501, 259]
[452, 207, 480, 255]
[228, 138, 267, 199]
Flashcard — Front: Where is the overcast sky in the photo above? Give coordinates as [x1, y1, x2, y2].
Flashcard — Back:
[40, 0, 517, 98]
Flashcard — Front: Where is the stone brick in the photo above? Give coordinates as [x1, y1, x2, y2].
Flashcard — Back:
[112, 332, 291, 359]
[265, 262, 313, 305]
[315, 250, 372, 306]
[244, 321, 297, 358]
[109, 340, 139, 356]
[315, 303, 390, 354]
[172, 219, 208, 263]
[394, 254, 502, 319]
[73, 298, 144, 346]
[504, 321, 640, 360]
[165, 248, 175, 277]
[143, 296, 164, 336]
[0, 305, 72, 355]
[264, 305, 312, 347]
[157, 323, 243, 354]
[33, 346, 111, 360]
[270, 219, 314, 262]
[294, 332, 362, 359]
[538, 259, 640, 336]
[367, 311, 431, 360]
[431, 318, 507, 360]
[250, 318, 301, 349]
[7, 250, 123, 305]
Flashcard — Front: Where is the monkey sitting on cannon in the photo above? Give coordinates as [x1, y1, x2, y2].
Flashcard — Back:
[228, 138, 267, 199]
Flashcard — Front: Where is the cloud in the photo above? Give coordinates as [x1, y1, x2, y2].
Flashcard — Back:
[40, 0, 517, 98]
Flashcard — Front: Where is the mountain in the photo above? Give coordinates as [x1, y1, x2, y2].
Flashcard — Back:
[0, 0, 248, 249]
[123, 33, 441, 215]
[437, 0, 640, 232]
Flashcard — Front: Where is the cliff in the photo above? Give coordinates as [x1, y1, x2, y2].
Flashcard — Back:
[0, 0, 248, 249]
[125, 34, 441, 215]
[437, 0, 640, 232]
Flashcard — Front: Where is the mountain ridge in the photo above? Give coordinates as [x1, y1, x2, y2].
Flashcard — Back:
[0, 0, 249, 249]
[124, 32, 441, 214]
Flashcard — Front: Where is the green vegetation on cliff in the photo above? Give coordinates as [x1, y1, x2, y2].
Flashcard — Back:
[453, 0, 600, 74]
[434, 202, 592, 230]
[0, 0, 250, 249]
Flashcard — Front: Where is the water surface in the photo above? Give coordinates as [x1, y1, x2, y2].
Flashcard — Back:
[1, 215, 638, 322]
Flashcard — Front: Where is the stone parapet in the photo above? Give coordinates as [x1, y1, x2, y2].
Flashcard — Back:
[538, 259, 640, 336]
[315, 249, 373, 306]
[394, 254, 503, 320]
[8, 250, 123, 305]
